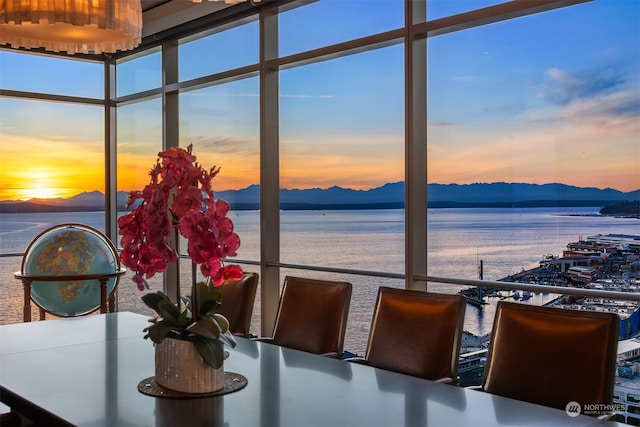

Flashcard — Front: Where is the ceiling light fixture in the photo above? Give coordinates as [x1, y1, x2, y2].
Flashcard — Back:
[191, 0, 260, 5]
[0, 0, 142, 55]
[191, 0, 243, 3]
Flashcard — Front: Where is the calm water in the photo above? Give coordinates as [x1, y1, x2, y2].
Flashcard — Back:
[1, 208, 638, 354]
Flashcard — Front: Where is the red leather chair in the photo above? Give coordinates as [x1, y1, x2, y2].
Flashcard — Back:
[479, 301, 619, 416]
[260, 276, 352, 359]
[217, 272, 259, 337]
[348, 286, 466, 384]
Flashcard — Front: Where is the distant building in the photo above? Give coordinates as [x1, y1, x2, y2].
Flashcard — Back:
[615, 339, 640, 425]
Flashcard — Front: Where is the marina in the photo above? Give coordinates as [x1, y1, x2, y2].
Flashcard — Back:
[457, 233, 640, 386]
[459, 233, 640, 311]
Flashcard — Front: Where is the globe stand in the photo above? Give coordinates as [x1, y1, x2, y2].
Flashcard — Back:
[15, 223, 125, 323]
[15, 270, 127, 322]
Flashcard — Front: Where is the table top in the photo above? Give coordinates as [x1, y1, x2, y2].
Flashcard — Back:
[0, 312, 622, 426]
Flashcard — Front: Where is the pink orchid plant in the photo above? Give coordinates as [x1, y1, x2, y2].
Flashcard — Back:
[118, 144, 243, 291]
[118, 145, 242, 368]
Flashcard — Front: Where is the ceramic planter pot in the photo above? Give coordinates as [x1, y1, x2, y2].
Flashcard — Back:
[155, 338, 224, 393]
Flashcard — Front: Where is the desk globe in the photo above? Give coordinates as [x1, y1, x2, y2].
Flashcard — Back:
[20, 223, 121, 317]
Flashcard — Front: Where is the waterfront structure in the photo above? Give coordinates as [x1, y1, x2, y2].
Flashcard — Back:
[460, 234, 640, 315]
[550, 297, 640, 339]
[614, 339, 640, 425]
[501, 234, 640, 286]
[580, 235, 640, 253]
[457, 348, 488, 387]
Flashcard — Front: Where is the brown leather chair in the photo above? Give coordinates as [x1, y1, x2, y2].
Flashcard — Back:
[480, 301, 619, 415]
[348, 286, 466, 384]
[217, 272, 259, 337]
[261, 276, 352, 359]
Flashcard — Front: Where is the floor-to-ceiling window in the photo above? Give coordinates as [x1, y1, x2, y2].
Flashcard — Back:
[425, 0, 640, 339]
[272, 0, 406, 354]
[278, 46, 405, 353]
[0, 50, 105, 323]
[114, 49, 164, 316]
[177, 20, 262, 328]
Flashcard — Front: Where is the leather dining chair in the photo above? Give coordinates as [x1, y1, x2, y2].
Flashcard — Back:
[347, 286, 466, 384]
[478, 300, 619, 415]
[259, 276, 352, 359]
[217, 272, 259, 337]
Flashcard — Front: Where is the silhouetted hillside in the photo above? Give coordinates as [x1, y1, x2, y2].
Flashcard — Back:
[1, 182, 638, 213]
[600, 201, 640, 218]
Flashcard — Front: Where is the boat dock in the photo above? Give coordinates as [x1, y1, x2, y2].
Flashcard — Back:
[458, 233, 640, 309]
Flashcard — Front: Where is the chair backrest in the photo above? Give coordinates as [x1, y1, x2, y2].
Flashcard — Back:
[482, 301, 619, 411]
[217, 272, 259, 337]
[271, 276, 352, 358]
[365, 287, 466, 382]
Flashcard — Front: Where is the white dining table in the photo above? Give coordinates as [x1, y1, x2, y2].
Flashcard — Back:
[0, 312, 623, 426]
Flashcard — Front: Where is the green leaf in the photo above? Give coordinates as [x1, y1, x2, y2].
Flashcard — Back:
[144, 322, 172, 343]
[177, 307, 189, 327]
[186, 316, 220, 339]
[192, 336, 225, 368]
[213, 313, 229, 333]
[195, 282, 222, 314]
[141, 291, 170, 312]
[218, 330, 237, 349]
[200, 300, 221, 316]
[157, 300, 181, 325]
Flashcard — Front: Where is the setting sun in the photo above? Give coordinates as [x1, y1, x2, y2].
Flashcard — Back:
[19, 170, 61, 200]
[0, 134, 107, 201]
[21, 187, 63, 200]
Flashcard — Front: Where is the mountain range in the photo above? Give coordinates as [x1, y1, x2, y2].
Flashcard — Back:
[0, 182, 639, 213]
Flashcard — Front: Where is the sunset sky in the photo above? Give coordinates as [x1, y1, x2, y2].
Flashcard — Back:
[0, 0, 638, 201]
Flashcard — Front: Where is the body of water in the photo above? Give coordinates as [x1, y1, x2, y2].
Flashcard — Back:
[1, 207, 638, 354]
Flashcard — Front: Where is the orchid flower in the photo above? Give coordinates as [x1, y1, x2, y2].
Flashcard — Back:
[118, 144, 243, 291]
